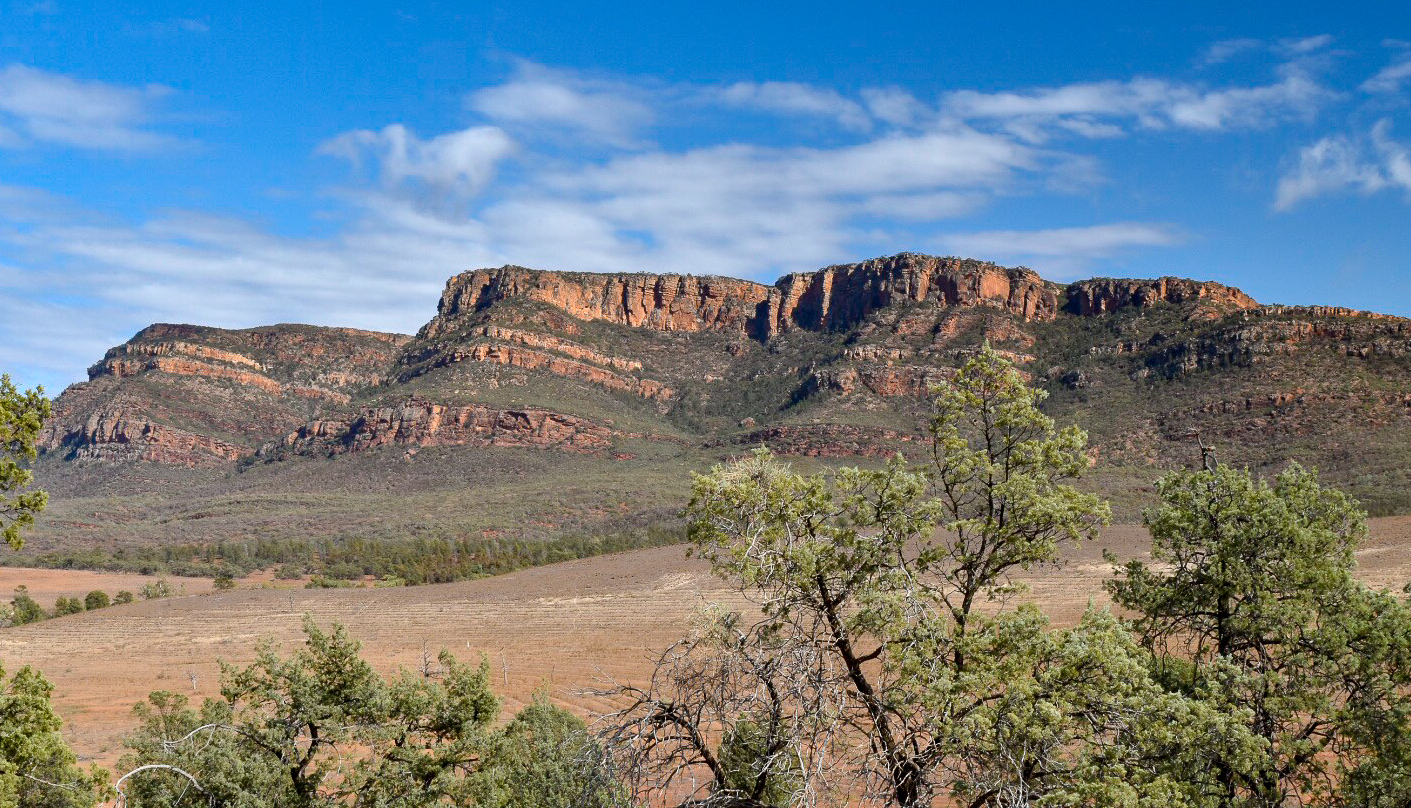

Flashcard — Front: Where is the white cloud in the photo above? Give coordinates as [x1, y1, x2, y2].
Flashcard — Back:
[1362, 54, 1411, 94]
[943, 70, 1329, 134]
[1198, 38, 1263, 67]
[465, 62, 654, 147]
[0, 64, 173, 150]
[1274, 120, 1411, 210]
[318, 124, 516, 196]
[939, 222, 1183, 278]
[715, 81, 872, 131]
[1277, 34, 1334, 56]
[860, 87, 929, 127]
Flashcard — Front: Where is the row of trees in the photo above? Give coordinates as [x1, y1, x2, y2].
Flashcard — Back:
[3, 582, 176, 628]
[27, 527, 685, 586]
[3, 355, 1411, 806]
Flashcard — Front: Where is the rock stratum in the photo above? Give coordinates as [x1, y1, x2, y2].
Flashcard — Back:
[30, 251, 1411, 531]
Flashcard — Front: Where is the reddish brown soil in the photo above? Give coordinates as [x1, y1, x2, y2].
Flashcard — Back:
[3, 518, 1410, 770]
[0, 568, 214, 602]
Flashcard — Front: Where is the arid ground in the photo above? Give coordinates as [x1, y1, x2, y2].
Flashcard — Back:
[4, 518, 1411, 771]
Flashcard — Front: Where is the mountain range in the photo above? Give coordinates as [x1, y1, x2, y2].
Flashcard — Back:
[16, 253, 1411, 569]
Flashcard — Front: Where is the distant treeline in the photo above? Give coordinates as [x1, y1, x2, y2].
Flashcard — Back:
[18, 523, 686, 584]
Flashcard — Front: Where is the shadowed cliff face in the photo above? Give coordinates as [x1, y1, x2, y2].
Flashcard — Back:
[35, 252, 1411, 505]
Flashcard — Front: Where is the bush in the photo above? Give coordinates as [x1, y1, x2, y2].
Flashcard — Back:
[84, 590, 111, 610]
[139, 580, 173, 601]
[52, 596, 85, 616]
[113, 590, 135, 605]
[10, 586, 46, 625]
[212, 574, 235, 591]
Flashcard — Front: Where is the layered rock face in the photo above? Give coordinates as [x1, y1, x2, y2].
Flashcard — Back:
[278, 400, 614, 456]
[762, 254, 1063, 337]
[43, 251, 1411, 475]
[425, 254, 1077, 343]
[40, 324, 410, 466]
[426, 266, 772, 338]
[1063, 277, 1258, 317]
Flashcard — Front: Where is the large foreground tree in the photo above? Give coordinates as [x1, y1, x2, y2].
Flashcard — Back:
[0, 662, 109, 808]
[1109, 462, 1411, 808]
[607, 346, 1246, 807]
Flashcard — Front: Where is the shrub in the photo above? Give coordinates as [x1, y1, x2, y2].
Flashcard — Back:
[84, 590, 111, 610]
[10, 586, 46, 625]
[52, 596, 85, 616]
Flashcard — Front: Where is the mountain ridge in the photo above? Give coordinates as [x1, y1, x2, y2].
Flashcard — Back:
[23, 252, 1411, 560]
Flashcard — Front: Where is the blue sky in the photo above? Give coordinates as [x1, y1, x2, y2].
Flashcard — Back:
[1, 1, 1409, 393]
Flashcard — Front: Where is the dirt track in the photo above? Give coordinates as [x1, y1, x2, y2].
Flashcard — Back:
[3, 519, 1411, 769]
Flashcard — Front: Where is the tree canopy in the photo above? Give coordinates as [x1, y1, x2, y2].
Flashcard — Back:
[0, 374, 50, 551]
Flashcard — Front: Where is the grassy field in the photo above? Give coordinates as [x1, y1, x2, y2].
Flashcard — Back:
[4, 517, 1411, 770]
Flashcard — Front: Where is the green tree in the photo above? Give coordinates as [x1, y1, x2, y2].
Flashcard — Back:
[82, 592, 109, 611]
[0, 661, 109, 808]
[716, 715, 802, 807]
[1108, 462, 1411, 808]
[139, 581, 173, 601]
[120, 618, 502, 808]
[0, 375, 49, 551]
[662, 347, 1224, 807]
[8, 588, 45, 626]
[113, 591, 134, 605]
[474, 694, 624, 808]
[212, 575, 235, 592]
[50, 599, 82, 618]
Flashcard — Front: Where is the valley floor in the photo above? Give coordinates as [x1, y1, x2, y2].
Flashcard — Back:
[4, 519, 1411, 769]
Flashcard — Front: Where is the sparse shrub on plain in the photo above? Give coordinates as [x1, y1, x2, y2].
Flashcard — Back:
[113, 590, 134, 605]
[83, 590, 110, 610]
[9, 586, 46, 625]
[139, 580, 173, 601]
[52, 596, 84, 616]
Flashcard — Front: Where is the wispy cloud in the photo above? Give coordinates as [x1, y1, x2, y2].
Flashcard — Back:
[318, 124, 517, 197]
[714, 81, 872, 131]
[1275, 120, 1411, 210]
[0, 64, 174, 150]
[938, 223, 1183, 279]
[1198, 38, 1264, 67]
[1362, 53, 1411, 94]
[465, 61, 654, 147]
[1277, 34, 1336, 56]
[943, 70, 1331, 134]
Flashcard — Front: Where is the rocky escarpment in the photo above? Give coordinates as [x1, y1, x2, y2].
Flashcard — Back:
[1064, 277, 1258, 317]
[425, 267, 772, 338]
[425, 254, 1258, 345]
[275, 400, 615, 456]
[45, 251, 1395, 471]
[1139, 308, 1411, 380]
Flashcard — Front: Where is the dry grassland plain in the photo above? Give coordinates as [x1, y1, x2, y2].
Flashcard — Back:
[3, 519, 1411, 770]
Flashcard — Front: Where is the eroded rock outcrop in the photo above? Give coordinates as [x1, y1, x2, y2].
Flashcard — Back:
[1064, 277, 1258, 316]
[401, 344, 674, 402]
[40, 407, 247, 466]
[280, 400, 614, 455]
